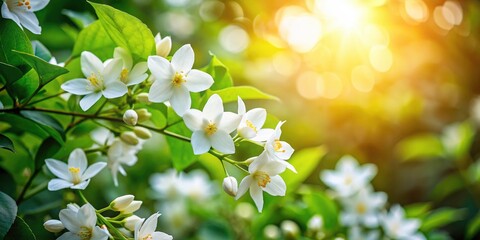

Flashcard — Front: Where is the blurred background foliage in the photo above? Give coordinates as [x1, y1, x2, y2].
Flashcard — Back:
[2, 0, 480, 239]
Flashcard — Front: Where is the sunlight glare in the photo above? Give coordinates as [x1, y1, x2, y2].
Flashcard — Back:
[314, 0, 366, 30]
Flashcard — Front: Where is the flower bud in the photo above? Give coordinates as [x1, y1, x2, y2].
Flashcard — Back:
[263, 225, 280, 240]
[136, 108, 152, 122]
[110, 195, 135, 211]
[307, 215, 323, 232]
[136, 93, 150, 104]
[155, 34, 172, 57]
[123, 110, 138, 126]
[133, 126, 152, 139]
[121, 131, 139, 145]
[122, 200, 142, 214]
[43, 219, 64, 233]
[222, 176, 238, 197]
[124, 215, 144, 231]
[281, 220, 300, 239]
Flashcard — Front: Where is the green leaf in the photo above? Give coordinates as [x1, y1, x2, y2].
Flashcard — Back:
[166, 123, 196, 170]
[198, 220, 233, 240]
[62, 9, 96, 29]
[13, 50, 68, 86]
[0, 168, 15, 198]
[20, 110, 65, 143]
[0, 134, 14, 152]
[405, 202, 432, 219]
[441, 121, 475, 159]
[7, 68, 39, 103]
[34, 137, 61, 171]
[205, 86, 279, 105]
[72, 20, 115, 60]
[395, 133, 444, 161]
[89, 2, 155, 60]
[31, 40, 51, 61]
[431, 173, 463, 201]
[283, 146, 327, 193]
[303, 191, 339, 231]
[0, 191, 17, 239]
[467, 212, 480, 239]
[420, 207, 465, 232]
[0, 18, 33, 67]
[4, 216, 36, 240]
[202, 52, 234, 90]
[0, 113, 51, 141]
[0, 62, 22, 86]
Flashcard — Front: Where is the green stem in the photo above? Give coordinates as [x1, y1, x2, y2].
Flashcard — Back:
[96, 206, 111, 214]
[26, 91, 66, 106]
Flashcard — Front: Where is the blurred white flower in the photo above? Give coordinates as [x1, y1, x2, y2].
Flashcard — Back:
[307, 215, 323, 232]
[1, 0, 49, 34]
[237, 97, 273, 141]
[58, 203, 109, 240]
[340, 187, 387, 227]
[181, 170, 216, 201]
[45, 148, 106, 191]
[348, 226, 380, 240]
[90, 127, 115, 147]
[183, 94, 241, 154]
[148, 44, 213, 116]
[61, 51, 127, 111]
[150, 169, 184, 200]
[43, 219, 64, 233]
[150, 169, 214, 201]
[134, 212, 172, 240]
[265, 121, 294, 161]
[113, 47, 148, 86]
[382, 205, 425, 240]
[159, 201, 194, 238]
[155, 33, 172, 57]
[108, 138, 142, 186]
[321, 155, 377, 197]
[236, 151, 288, 212]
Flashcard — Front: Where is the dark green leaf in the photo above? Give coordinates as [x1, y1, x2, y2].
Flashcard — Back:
[0, 168, 15, 198]
[420, 208, 465, 232]
[72, 20, 115, 60]
[62, 9, 96, 29]
[34, 137, 61, 171]
[7, 68, 39, 103]
[202, 52, 233, 90]
[0, 191, 17, 239]
[0, 134, 14, 152]
[467, 212, 480, 240]
[20, 110, 65, 143]
[13, 50, 68, 86]
[0, 113, 50, 140]
[0, 18, 33, 67]
[4, 216, 36, 240]
[198, 221, 233, 240]
[31, 40, 51, 61]
[90, 2, 155, 60]
[0, 62, 22, 86]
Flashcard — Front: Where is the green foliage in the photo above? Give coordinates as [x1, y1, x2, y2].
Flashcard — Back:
[405, 202, 433, 219]
[20, 111, 65, 144]
[0, 191, 17, 239]
[72, 20, 115, 60]
[34, 137, 62, 171]
[283, 146, 327, 193]
[203, 52, 234, 90]
[31, 41, 51, 61]
[467, 212, 480, 240]
[166, 123, 196, 170]
[7, 69, 39, 103]
[89, 2, 155, 61]
[420, 208, 465, 232]
[198, 220, 233, 240]
[395, 133, 444, 161]
[0, 19, 33, 67]
[303, 191, 339, 232]
[62, 9, 95, 29]
[13, 51, 68, 86]
[0, 134, 14, 153]
[5, 216, 36, 240]
[205, 86, 279, 105]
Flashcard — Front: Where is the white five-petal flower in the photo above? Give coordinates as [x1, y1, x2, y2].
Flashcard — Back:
[235, 151, 289, 212]
[382, 205, 426, 240]
[148, 44, 214, 116]
[134, 212, 173, 240]
[61, 51, 128, 111]
[113, 47, 148, 86]
[265, 121, 294, 161]
[57, 203, 109, 240]
[108, 138, 142, 186]
[320, 155, 377, 197]
[340, 187, 387, 227]
[237, 97, 273, 142]
[45, 148, 107, 191]
[1, 0, 49, 34]
[183, 94, 241, 154]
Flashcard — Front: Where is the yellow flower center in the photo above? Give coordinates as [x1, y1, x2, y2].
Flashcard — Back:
[344, 175, 353, 185]
[143, 234, 153, 240]
[69, 167, 81, 184]
[172, 72, 186, 87]
[16, 0, 31, 10]
[254, 171, 271, 188]
[88, 73, 103, 90]
[273, 140, 285, 152]
[356, 203, 367, 214]
[78, 226, 92, 240]
[204, 122, 217, 136]
[246, 120, 257, 133]
[120, 68, 129, 83]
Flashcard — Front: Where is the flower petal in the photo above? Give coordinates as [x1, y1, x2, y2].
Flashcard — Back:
[81, 51, 103, 78]
[151, 232, 173, 240]
[171, 44, 194, 72]
[203, 94, 223, 122]
[15, 11, 41, 34]
[59, 208, 82, 233]
[68, 148, 87, 173]
[71, 179, 90, 190]
[79, 92, 102, 111]
[103, 58, 123, 83]
[45, 158, 70, 180]
[235, 175, 252, 200]
[250, 185, 264, 212]
[78, 203, 97, 228]
[148, 79, 174, 103]
[237, 97, 246, 115]
[127, 62, 148, 86]
[250, 129, 274, 142]
[82, 162, 107, 180]
[103, 81, 127, 99]
[139, 213, 160, 238]
[264, 175, 286, 196]
[91, 226, 109, 240]
[30, 0, 50, 11]
[48, 179, 74, 191]
[58, 232, 81, 240]
[148, 56, 174, 79]
[2, 3, 21, 28]
[183, 109, 205, 131]
[61, 78, 93, 95]
[184, 69, 213, 92]
[191, 131, 211, 155]
[246, 108, 267, 128]
[114, 47, 133, 70]
[219, 112, 241, 133]
[169, 86, 191, 116]
[210, 131, 235, 154]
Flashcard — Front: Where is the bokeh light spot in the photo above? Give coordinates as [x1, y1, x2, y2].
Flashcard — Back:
[404, 0, 429, 23]
[296, 71, 323, 99]
[219, 25, 250, 53]
[369, 45, 393, 72]
[277, 6, 322, 53]
[351, 65, 376, 92]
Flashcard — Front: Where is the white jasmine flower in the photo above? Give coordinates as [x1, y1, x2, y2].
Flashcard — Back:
[110, 195, 135, 211]
[148, 44, 214, 116]
[223, 176, 238, 197]
[113, 47, 148, 86]
[320, 155, 377, 197]
[124, 215, 144, 232]
[134, 213, 173, 240]
[45, 148, 107, 191]
[155, 33, 172, 57]
[43, 219, 64, 233]
[348, 226, 380, 240]
[150, 169, 184, 200]
[122, 200, 142, 214]
[61, 51, 128, 111]
[150, 169, 214, 201]
[183, 94, 241, 154]
[1, 0, 49, 34]
[90, 127, 115, 147]
[237, 97, 273, 141]
[340, 187, 387, 227]
[382, 205, 426, 240]
[58, 203, 109, 240]
[265, 121, 294, 161]
[108, 138, 142, 186]
[236, 151, 288, 212]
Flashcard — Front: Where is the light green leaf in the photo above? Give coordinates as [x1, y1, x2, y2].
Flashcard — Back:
[405, 202, 432, 219]
[5, 216, 36, 240]
[0, 191, 17, 239]
[89, 2, 155, 60]
[283, 146, 327, 193]
[420, 208, 465, 232]
[303, 191, 339, 231]
[441, 121, 475, 159]
[202, 52, 233, 90]
[13, 50, 68, 86]
[165, 123, 196, 170]
[0, 134, 14, 153]
[205, 86, 279, 105]
[395, 133, 444, 161]
[34, 137, 61, 171]
[31, 40, 51, 61]
[7, 68, 39, 103]
[72, 20, 115, 60]
[0, 18, 33, 67]
[467, 212, 480, 239]
[62, 9, 96, 29]
[19, 111, 65, 144]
